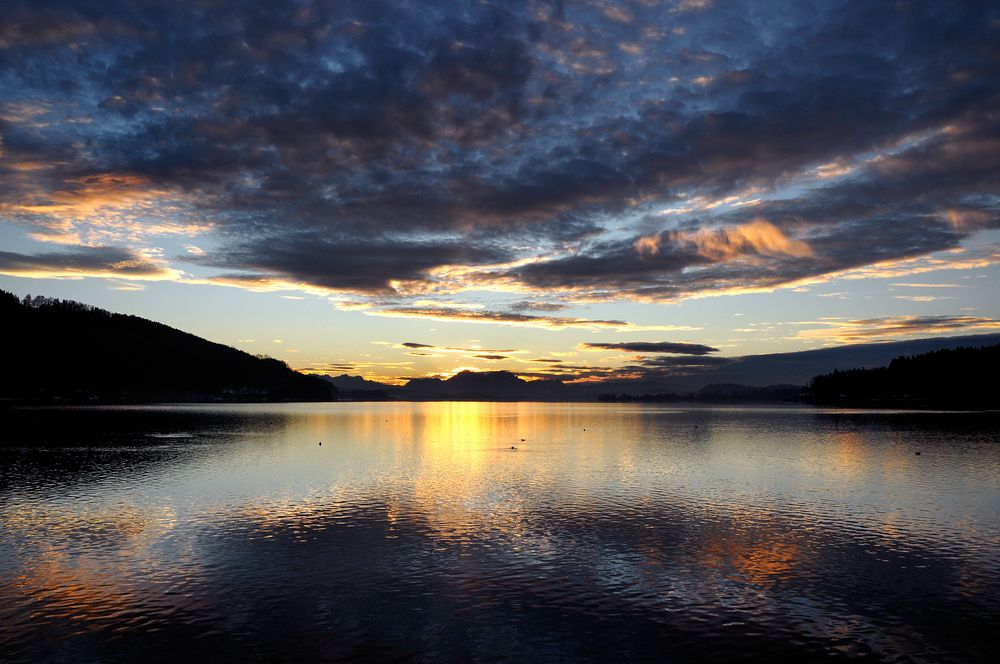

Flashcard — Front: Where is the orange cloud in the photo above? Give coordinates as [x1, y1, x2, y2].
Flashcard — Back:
[636, 219, 814, 261]
[794, 315, 1000, 344]
[2, 172, 210, 245]
[363, 306, 699, 332]
[945, 208, 995, 230]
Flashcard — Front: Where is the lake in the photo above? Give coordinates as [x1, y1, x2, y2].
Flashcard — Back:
[1, 402, 998, 662]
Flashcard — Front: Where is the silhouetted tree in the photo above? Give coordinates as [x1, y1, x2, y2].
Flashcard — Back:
[809, 344, 998, 409]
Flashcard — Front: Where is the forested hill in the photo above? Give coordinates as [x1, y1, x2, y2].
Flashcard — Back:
[0, 290, 336, 403]
[810, 343, 998, 409]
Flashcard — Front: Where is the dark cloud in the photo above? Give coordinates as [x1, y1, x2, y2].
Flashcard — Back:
[375, 307, 631, 329]
[398, 342, 518, 355]
[302, 363, 358, 373]
[0, 8, 99, 48]
[508, 300, 572, 312]
[194, 234, 509, 294]
[0, 246, 170, 278]
[626, 355, 736, 372]
[1, 0, 997, 299]
[508, 219, 818, 297]
[602, 333, 1000, 391]
[796, 315, 1000, 344]
[582, 342, 720, 355]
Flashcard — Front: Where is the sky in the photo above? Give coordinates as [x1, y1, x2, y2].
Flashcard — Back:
[1, 0, 998, 384]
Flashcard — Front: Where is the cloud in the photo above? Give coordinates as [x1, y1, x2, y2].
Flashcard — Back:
[893, 295, 951, 302]
[507, 219, 819, 299]
[634, 220, 813, 261]
[397, 342, 517, 354]
[367, 306, 697, 331]
[581, 341, 720, 355]
[677, 0, 713, 12]
[0, 0, 997, 309]
[630, 355, 733, 369]
[507, 300, 572, 312]
[795, 315, 1000, 344]
[0, 172, 206, 246]
[371, 307, 632, 329]
[0, 246, 178, 280]
[192, 235, 509, 295]
[0, 9, 99, 49]
[891, 283, 965, 289]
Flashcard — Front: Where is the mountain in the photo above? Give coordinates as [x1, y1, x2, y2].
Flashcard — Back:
[579, 333, 1000, 396]
[402, 371, 568, 401]
[9, 286, 992, 404]
[810, 343, 999, 409]
[0, 290, 336, 403]
[392, 334, 1000, 401]
[319, 374, 401, 401]
[323, 374, 396, 392]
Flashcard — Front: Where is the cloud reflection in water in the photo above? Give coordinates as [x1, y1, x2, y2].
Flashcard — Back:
[1, 403, 998, 662]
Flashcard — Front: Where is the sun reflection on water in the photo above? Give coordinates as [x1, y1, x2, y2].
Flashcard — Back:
[1, 404, 998, 662]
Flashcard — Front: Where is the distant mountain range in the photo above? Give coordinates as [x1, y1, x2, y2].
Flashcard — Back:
[327, 332, 1000, 402]
[582, 333, 1000, 396]
[0, 290, 336, 403]
[322, 372, 561, 401]
[5, 287, 997, 405]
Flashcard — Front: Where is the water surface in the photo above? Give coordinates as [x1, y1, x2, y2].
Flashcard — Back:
[1, 403, 998, 662]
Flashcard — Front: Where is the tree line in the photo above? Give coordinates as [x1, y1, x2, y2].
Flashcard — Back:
[0, 290, 335, 403]
[809, 343, 998, 409]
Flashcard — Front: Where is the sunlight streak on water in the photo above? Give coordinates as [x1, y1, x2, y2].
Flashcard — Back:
[1, 403, 998, 662]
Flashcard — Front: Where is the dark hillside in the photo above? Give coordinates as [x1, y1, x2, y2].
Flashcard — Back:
[809, 343, 998, 409]
[0, 290, 335, 403]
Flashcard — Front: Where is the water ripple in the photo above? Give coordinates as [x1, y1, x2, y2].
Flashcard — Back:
[1, 403, 998, 662]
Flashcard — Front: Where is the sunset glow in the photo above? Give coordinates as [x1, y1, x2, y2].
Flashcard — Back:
[0, 0, 997, 385]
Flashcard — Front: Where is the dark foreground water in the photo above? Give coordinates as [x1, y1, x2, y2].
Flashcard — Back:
[1, 403, 998, 663]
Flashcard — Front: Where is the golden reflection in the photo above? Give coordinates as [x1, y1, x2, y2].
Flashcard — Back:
[1, 502, 177, 625]
[699, 529, 802, 587]
[828, 430, 868, 477]
[213, 403, 517, 543]
[408, 402, 530, 543]
[227, 403, 662, 548]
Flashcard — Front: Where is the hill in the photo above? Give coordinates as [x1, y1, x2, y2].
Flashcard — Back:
[573, 333, 1000, 395]
[321, 374, 402, 400]
[810, 343, 999, 409]
[316, 334, 1000, 403]
[323, 374, 396, 392]
[403, 371, 568, 401]
[0, 290, 336, 403]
